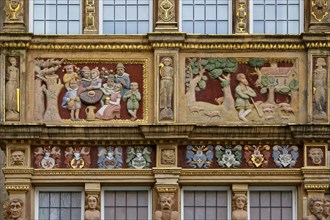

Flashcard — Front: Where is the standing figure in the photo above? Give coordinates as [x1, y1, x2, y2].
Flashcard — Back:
[313, 58, 327, 118]
[5, 57, 20, 121]
[159, 57, 174, 120]
[235, 73, 256, 122]
[232, 194, 248, 220]
[96, 83, 122, 120]
[62, 64, 79, 88]
[123, 82, 141, 120]
[100, 75, 115, 106]
[62, 79, 81, 121]
[84, 195, 100, 220]
[304, 198, 325, 220]
[114, 63, 130, 96]
[155, 194, 178, 220]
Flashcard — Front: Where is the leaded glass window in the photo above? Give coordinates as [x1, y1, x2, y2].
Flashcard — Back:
[252, 0, 303, 34]
[31, 0, 81, 34]
[182, 187, 230, 220]
[181, 0, 231, 34]
[102, 0, 151, 34]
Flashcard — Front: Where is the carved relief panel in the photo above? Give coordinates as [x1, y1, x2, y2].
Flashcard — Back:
[33, 59, 147, 123]
[6, 145, 30, 168]
[311, 0, 329, 22]
[304, 144, 328, 167]
[4, 0, 23, 22]
[184, 57, 298, 124]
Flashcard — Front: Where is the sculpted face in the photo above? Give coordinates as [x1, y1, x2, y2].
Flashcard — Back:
[163, 58, 172, 66]
[10, 201, 23, 219]
[87, 196, 97, 210]
[69, 80, 78, 89]
[131, 83, 138, 91]
[235, 196, 246, 210]
[311, 200, 324, 216]
[116, 67, 125, 76]
[323, 201, 330, 217]
[65, 66, 74, 73]
[11, 151, 24, 165]
[309, 148, 323, 165]
[160, 196, 173, 211]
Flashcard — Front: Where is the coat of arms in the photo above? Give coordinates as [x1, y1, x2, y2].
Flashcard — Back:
[272, 145, 299, 168]
[244, 145, 270, 168]
[126, 146, 152, 169]
[98, 146, 123, 169]
[34, 146, 61, 169]
[215, 145, 242, 168]
[186, 145, 213, 168]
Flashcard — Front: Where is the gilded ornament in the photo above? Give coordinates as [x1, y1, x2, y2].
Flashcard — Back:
[244, 145, 270, 168]
[5, 0, 23, 21]
[311, 0, 328, 22]
[159, 0, 175, 22]
[5, 185, 30, 191]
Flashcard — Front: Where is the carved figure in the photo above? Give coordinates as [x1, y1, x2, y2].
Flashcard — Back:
[232, 194, 248, 220]
[155, 194, 178, 220]
[84, 195, 100, 220]
[324, 199, 330, 220]
[235, 73, 257, 122]
[62, 79, 82, 121]
[5, 57, 20, 121]
[308, 148, 324, 165]
[34, 146, 61, 169]
[97, 146, 122, 169]
[64, 147, 91, 169]
[313, 58, 327, 120]
[215, 145, 242, 168]
[100, 75, 115, 106]
[10, 150, 24, 166]
[3, 198, 23, 220]
[126, 146, 152, 169]
[159, 57, 174, 120]
[123, 82, 141, 120]
[78, 67, 103, 105]
[272, 145, 299, 168]
[62, 64, 79, 88]
[96, 83, 122, 120]
[304, 198, 324, 220]
[186, 145, 213, 168]
[5, 0, 23, 21]
[114, 63, 130, 96]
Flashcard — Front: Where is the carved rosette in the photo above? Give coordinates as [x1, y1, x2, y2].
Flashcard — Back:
[84, 0, 98, 34]
[235, 0, 249, 34]
[311, 0, 329, 22]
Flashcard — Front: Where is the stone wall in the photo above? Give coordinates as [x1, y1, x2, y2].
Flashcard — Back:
[0, 147, 8, 220]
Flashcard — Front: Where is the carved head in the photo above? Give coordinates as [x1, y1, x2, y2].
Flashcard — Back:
[9, 198, 23, 220]
[91, 67, 100, 79]
[159, 194, 174, 211]
[130, 82, 138, 91]
[8, 57, 17, 66]
[316, 58, 326, 67]
[233, 194, 247, 211]
[9, 0, 20, 9]
[116, 63, 125, 75]
[323, 199, 330, 218]
[308, 198, 324, 219]
[114, 83, 123, 92]
[11, 151, 24, 165]
[161, 57, 172, 66]
[236, 73, 248, 86]
[85, 195, 100, 210]
[80, 66, 91, 79]
[63, 64, 75, 73]
[69, 79, 78, 90]
[308, 148, 324, 165]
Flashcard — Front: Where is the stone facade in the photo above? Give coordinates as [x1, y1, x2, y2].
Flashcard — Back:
[1, 0, 330, 219]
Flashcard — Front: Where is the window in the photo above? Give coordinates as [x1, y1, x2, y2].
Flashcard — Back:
[249, 186, 297, 220]
[101, 0, 152, 34]
[102, 187, 152, 220]
[30, 0, 82, 34]
[251, 0, 303, 34]
[181, 0, 231, 34]
[35, 187, 84, 220]
[181, 186, 231, 220]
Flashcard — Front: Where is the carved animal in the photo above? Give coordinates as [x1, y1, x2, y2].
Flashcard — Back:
[262, 103, 275, 109]
[204, 111, 221, 118]
[264, 115, 274, 121]
[280, 106, 294, 113]
[215, 97, 224, 105]
[263, 107, 274, 113]
[189, 106, 204, 114]
[278, 103, 290, 108]
[281, 116, 290, 120]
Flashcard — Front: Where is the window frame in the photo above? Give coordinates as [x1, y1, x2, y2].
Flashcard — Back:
[248, 186, 297, 220]
[249, 0, 304, 34]
[181, 186, 232, 220]
[101, 186, 152, 220]
[99, 0, 153, 34]
[28, 0, 83, 34]
[179, 0, 233, 34]
[34, 186, 85, 220]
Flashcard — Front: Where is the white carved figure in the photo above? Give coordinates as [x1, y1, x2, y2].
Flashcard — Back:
[5, 57, 20, 121]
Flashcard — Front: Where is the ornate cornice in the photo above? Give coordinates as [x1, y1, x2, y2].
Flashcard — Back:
[28, 43, 152, 51]
[152, 168, 182, 175]
[5, 185, 30, 191]
[181, 169, 302, 176]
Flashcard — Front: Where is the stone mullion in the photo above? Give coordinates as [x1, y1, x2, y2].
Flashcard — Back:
[83, 0, 99, 34]
[233, 0, 249, 34]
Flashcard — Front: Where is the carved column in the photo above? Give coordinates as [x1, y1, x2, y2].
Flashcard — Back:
[153, 168, 181, 220]
[308, 0, 330, 32]
[232, 184, 248, 220]
[3, 0, 25, 32]
[83, 0, 98, 34]
[233, 0, 249, 34]
[84, 183, 101, 220]
[155, 0, 178, 32]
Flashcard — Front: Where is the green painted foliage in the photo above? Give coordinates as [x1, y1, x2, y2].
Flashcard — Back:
[198, 80, 207, 89]
[205, 58, 238, 80]
[289, 79, 298, 91]
[248, 57, 265, 68]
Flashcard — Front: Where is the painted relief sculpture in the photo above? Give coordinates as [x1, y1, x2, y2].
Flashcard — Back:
[34, 60, 145, 122]
[34, 146, 61, 169]
[304, 198, 325, 220]
[126, 146, 152, 169]
[159, 57, 174, 120]
[244, 145, 270, 168]
[311, 0, 328, 22]
[308, 147, 324, 165]
[64, 147, 91, 169]
[186, 145, 213, 168]
[34, 58, 64, 122]
[10, 150, 24, 166]
[232, 194, 248, 220]
[155, 194, 178, 220]
[97, 146, 122, 169]
[84, 195, 100, 220]
[3, 198, 24, 220]
[272, 145, 299, 168]
[123, 82, 141, 120]
[215, 145, 242, 168]
[4, 0, 23, 21]
[312, 57, 327, 121]
[185, 57, 298, 124]
[5, 57, 20, 121]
